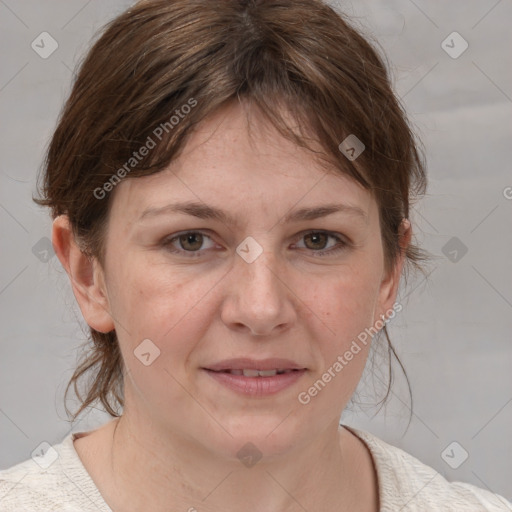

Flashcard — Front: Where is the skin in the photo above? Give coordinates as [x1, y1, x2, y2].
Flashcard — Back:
[53, 100, 411, 512]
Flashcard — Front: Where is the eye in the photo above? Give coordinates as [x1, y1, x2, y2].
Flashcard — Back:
[293, 230, 348, 257]
[162, 230, 349, 258]
[162, 231, 217, 257]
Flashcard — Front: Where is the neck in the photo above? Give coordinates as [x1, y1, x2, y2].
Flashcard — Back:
[103, 411, 366, 512]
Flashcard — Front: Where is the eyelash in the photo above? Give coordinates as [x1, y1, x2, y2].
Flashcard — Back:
[161, 230, 349, 258]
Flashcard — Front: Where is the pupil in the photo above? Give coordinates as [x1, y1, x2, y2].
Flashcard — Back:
[307, 232, 326, 249]
[181, 233, 202, 251]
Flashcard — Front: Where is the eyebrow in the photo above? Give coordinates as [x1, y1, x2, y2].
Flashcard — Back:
[138, 201, 367, 225]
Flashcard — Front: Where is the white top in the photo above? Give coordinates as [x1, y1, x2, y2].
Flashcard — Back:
[0, 424, 510, 511]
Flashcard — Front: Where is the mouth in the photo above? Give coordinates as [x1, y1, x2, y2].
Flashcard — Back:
[202, 364, 307, 396]
[203, 357, 306, 373]
[208, 368, 301, 377]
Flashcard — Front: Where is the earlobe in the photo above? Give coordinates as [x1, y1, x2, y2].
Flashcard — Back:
[52, 215, 115, 333]
[375, 218, 412, 323]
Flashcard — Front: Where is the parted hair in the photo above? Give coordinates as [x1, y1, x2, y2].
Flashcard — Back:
[33, 0, 429, 421]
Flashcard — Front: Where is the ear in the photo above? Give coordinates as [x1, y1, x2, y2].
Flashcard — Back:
[52, 215, 115, 333]
[374, 218, 412, 324]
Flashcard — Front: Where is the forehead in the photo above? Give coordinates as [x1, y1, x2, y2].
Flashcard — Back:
[109, 101, 376, 227]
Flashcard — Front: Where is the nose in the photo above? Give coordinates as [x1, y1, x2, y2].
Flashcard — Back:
[220, 245, 297, 337]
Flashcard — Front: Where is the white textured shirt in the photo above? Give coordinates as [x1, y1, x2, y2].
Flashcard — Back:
[1, 425, 510, 511]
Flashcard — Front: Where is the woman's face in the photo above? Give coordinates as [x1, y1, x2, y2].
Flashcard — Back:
[82, 101, 406, 459]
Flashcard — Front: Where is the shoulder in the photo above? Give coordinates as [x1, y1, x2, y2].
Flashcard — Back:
[344, 425, 512, 512]
[0, 451, 77, 511]
[0, 433, 111, 512]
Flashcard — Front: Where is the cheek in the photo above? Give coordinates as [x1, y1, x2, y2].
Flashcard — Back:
[307, 266, 381, 346]
[110, 260, 221, 358]
[111, 266, 219, 407]
[297, 272, 380, 410]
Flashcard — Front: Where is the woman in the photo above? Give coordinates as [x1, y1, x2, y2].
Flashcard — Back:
[1, 0, 510, 510]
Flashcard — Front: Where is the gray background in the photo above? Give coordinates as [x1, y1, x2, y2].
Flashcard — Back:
[1, 0, 511, 503]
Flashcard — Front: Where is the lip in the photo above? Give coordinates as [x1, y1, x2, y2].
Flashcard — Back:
[203, 368, 307, 396]
[203, 357, 306, 372]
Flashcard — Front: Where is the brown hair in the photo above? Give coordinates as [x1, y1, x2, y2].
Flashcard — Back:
[33, 0, 430, 422]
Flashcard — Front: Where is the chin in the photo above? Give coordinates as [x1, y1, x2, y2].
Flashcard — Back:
[205, 415, 307, 462]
